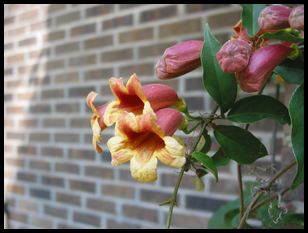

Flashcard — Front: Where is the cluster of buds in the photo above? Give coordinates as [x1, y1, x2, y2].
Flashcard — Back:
[259, 5, 304, 31]
[86, 74, 187, 182]
[215, 4, 302, 92]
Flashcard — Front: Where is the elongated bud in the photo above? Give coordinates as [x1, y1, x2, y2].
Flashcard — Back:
[258, 5, 292, 30]
[216, 39, 252, 73]
[155, 108, 184, 136]
[236, 44, 292, 92]
[156, 40, 203, 80]
[289, 5, 304, 30]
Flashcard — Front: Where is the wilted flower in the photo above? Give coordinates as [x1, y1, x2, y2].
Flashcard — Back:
[156, 40, 203, 80]
[289, 5, 304, 30]
[86, 74, 183, 153]
[258, 5, 292, 30]
[235, 44, 292, 92]
[216, 39, 252, 73]
[107, 102, 186, 182]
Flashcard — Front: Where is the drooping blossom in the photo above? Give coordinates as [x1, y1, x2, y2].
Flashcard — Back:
[156, 40, 203, 80]
[86, 74, 183, 153]
[235, 44, 292, 92]
[107, 102, 186, 182]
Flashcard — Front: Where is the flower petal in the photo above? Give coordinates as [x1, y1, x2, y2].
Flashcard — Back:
[91, 117, 103, 153]
[130, 156, 158, 182]
[107, 136, 133, 165]
[155, 136, 186, 167]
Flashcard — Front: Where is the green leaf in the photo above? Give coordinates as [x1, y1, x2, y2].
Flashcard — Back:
[201, 23, 237, 113]
[241, 4, 266, 36]
[260, 28, 304, 43]
[192, 151, 218, 182]
[208, 198, 240, 229]
[281, 213, 304, 228]
[227, 95, 290, 124]
[196, 131, 212, 153]
[214, 125, 268, 164]
[289, 83, 304, 189]
[274, 58, 304, 85]
[212, 148, 230, 167]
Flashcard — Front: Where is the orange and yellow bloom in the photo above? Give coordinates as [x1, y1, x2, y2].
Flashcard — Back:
[107, 102, 186, 182]
[86, 73, 187, 182]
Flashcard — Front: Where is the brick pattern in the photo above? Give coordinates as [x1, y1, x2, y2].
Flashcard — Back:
[4, 4, 294, 229]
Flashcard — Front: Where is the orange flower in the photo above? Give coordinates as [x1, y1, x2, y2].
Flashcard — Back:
[107, 103, 186, 182]
[86, 74, 184, 153]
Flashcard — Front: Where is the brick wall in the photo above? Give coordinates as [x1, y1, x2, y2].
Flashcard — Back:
[4, 4, 302, 229]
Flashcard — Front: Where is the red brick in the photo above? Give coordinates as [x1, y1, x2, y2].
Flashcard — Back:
[119, 4, 143, 10]
[55, 11, 80, 25]
[7, 132, 25, 140]
[68, 148, 95, 160]
[19, 199, 39, 212]
[7, 27, 25, 37]
[42, 118, 66, 128]
[70, 179, 96, 193]
[55, 102, 80, 113]
[159, 18, 201, 38]
[68, 86, 95, 97]
[56, 192, 81, 206]
[101, 48, 133, 63]
[42, 175, 65, 187]
[29, 133, 50, 142]
[140, 5, 177, 22]
[10, 211, 28, 224]
[122, 205, 158, 223]
[45, 59, 65, 70]
[44, 205, 68, 219]
[5, 158, 25, 167]
[4, 16, 15, 25]
[29, 160, 51, 171]
[85, 5, 114, 18]
[209, 178, 239, 195]
[6, 53, 24, 64]
[5, 184, 25, 195]
[166, 212, 209, 229]
[86, 198, 116, 214]
[207, 10, 241, 29]
[185, 4, 228, 13]
[140, 189, 171, 204]
[70, 23, 96, 37]
[119, 62, 154, 77]
[6, 105, 25, 114]
[73, 212, 101, 227]
[107, 219, 139, 229]
[41, 89, 64, 99]
[55, 162, 80, 174]
[41, 146, 63, 158]
[69, 55, 96, 67]
[44, 30, 65, 42]
[18, 9, 39, 21]
[18, 145, 36, 155]
[84, 68, 113, 81]
[55, 42, 80, 55]
[119, 27, 154, 43]
[31, 19, 52, 31]
[85, 165, 113, 179]
[54, 72, 79, 83]
[102, 184, 134, 199]
[48, 4, 66, 14]
[31, 216, 53, 228]
[138, 41, 176, 58]
[84, 35, 113, 50]
[55, 133, 79, 143]
[18, 37, 37, 47]
[17, 171, 37, 183]
[102, 15, 133, 30]
[17, 91, 36, 101]
[160, 173, 195, 190]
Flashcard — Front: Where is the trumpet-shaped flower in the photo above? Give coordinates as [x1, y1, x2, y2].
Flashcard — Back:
[107, 102, 186, 182]
[86, 74, 183, 153]
[258, 5, 292, 30]
[289, 5, 304, 30]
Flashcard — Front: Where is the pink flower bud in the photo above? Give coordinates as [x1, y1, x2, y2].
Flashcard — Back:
[216, 39, 252, 73]
[236, 44, 292, 93]
[258, 5, 292, 30]
[289, 5, 304, 30]
[155, 108, 184, 136]
[155, 40, 203, 80]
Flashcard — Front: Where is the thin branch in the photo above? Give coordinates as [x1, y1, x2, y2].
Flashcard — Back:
[237, 160, 297, 229]
[237, 164, 244, 218]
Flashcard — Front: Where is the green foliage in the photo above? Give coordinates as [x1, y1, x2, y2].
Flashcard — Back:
[196, 130, 212, 153]
[289, 83, 304, 188]
[211, 148, 230, 167]
[274, 58, 304, 85]
[201, 23, 237, 113]
[214, 125, 268, 164]
[260, 28, 304, 43]
[227, 95, 290, 124]
[192, 151, 218, 182]
[241, 4, 266, 36]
